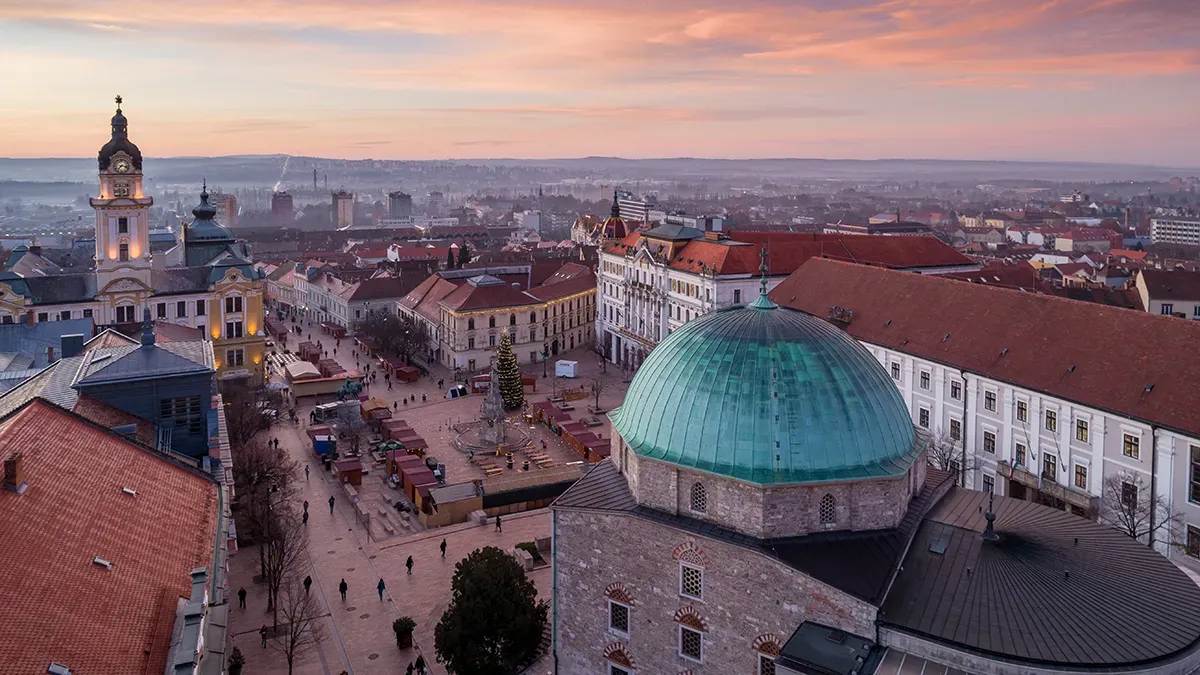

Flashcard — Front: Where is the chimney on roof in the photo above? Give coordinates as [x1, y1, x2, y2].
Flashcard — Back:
[3, 451, 25, 493]
[60, 334, 84, 359]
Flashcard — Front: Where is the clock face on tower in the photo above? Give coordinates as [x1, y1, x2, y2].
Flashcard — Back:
[113, 158, 131, 174]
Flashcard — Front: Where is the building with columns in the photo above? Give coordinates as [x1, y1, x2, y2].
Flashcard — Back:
[774, 258, 1200, 565]
[552, 277, 1200, 675]
[595, 229, 977, 369]
[0, 98, 266, 385]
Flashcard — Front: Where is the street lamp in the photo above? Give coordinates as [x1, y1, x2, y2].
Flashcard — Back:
[542, 347, 549, 378]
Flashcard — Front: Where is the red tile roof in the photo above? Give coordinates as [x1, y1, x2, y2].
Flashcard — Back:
[440, 279, 539, 311]
[605, 232, 973, 276]
[772, 258, 1200, 437]
[1139, 268, 1200, 301]
[0, 401, 219, 674]
[942, 262, 1046, 291]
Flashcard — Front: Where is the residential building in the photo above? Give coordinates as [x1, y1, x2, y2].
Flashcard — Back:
[773, 258, 1200, 565]
[616, 190, 655, 224]
[333, 190, 354, 229]
[551, 284, 1200, 675]
[305, 271, 412, 328]
[377, 216, 461, 230]
[208, 191, 237, 229]
[1135, 269, 1200, 319]
[1055, 228, 1116, 254]
[1151, 217, 1200, 245]
[398, 262, 595, 374]
[0, 397, 229, 674]
[271, 190, 294, 223]
[596, 229, 977, 368]
[388, 190, 413, 219]
[0, 100, 266, 385]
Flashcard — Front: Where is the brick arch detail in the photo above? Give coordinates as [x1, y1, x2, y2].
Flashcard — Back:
[605, 581, 634, 606]
[672, 540, 706, 567]
[674, 606, 709, 632]
[753, 633, 783, 657]
[603, 642, 635, 669]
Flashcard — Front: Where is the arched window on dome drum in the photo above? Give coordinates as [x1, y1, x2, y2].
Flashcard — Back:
[819, 494, 836, 525]
[690, 483, 707, 514]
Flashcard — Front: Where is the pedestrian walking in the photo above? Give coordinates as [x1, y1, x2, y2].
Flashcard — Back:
[259, 625, 268, 648]
[440, 538, 446, 558]
[339, 578, 348, 601]
[406, 556, 414, 575]
[495, 514, 502, 532]
[406, 663, 414, 675]
[415, 655, 426, 673]
[302, 511, 309, 526]
[329, 495, 335, 514]
[303, 500, 309, 513]
[238, 587, 246, 609]
[377, 578, 386, 601]
[305, 465, 310, 481]
[303, 575, 312, 594]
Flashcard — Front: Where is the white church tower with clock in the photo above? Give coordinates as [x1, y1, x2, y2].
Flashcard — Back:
[90, 95, 154, 320]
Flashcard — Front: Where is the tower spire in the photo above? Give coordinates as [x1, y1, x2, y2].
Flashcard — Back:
[748, 246, 777, 310]
[611, 189, 620, 219]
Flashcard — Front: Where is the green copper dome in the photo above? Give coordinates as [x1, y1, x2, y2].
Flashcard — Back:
[611, 295, 922, 485]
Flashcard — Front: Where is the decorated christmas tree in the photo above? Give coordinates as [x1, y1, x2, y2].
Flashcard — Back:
[495, 334, 524, 410]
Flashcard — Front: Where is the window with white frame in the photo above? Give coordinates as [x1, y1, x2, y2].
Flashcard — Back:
[949, 419, 961, 441]
[608, 600, 629, 636]
[689, 482, 707, 513]
[918, 408, 930, 428]
[1016, 400, 1028, 422]
[1074, 464, 1088, 490]
[1123, 433, 1140, 459]
[950, 380, 962, 400]
[1121, 479, 1138, 509]
[1190, 446, 1200, 504]
[890, 362, 901, 380]
[1187, 525, 1200, 559]
[1075, 419, 1089, 442]
[983, 431, 996, 454]
[1015, 443, 1027, 467]
[920, 371, 930, 390]
[983, 474, 995, 493]
[679, 625, 703, 662]
[984, 391, 996, 412]
[1045, 410, 1058, 432]
[680, 564, 703, 600]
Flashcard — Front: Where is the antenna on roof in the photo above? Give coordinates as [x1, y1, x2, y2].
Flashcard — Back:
[982, 491, 999, 542]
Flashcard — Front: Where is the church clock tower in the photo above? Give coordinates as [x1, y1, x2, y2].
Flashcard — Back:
[91, 95, 153, 303]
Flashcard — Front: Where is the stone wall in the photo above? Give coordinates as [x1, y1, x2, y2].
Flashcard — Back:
[554, 509, 878, 675]
[630, 450, 915, 539]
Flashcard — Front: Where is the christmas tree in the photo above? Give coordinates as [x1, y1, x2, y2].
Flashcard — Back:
[495, 334, 524, 410]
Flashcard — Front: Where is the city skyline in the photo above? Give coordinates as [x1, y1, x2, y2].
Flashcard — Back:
[2, 0, 1199, 165]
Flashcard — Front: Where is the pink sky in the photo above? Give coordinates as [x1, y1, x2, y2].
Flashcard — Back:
[1, 0, 1198, 164]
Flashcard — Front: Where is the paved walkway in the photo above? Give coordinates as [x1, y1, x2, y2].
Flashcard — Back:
[228, 416, 554, 675]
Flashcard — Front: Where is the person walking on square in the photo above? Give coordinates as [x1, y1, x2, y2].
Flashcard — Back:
[339, 578, 348, 601]
[238, 587, 246, 609]
[406, 556, 414, 575]
[303, 575, 312, 594]
[440, 538, 446, 558]
[415, 655, 426, 673]
[302, 511, 308, 526]
[303, 500, 308, 513]
[305, 465, 310, 481]
[377, 578, 386, 601]
[259, 625, 268, 648]
[329, 495, 335, 514]
[495, 514, 502, 532]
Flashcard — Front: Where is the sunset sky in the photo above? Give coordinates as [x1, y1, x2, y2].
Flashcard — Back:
[1, 0, 1198, 164]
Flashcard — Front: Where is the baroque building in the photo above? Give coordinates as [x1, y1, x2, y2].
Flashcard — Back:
[0, 98, 265, 385]
[552, 271, 1200, 675]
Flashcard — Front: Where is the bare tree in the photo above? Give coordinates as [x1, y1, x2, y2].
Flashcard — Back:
[232, 441, 304, 627]
[355, 312, 428, 363]
[924, 428, 976, 485]
[224, 382, 282, 447]
[587, 372, 611, 413]
[1100, 472, 1184, 546]
[262, 508, 309, 630]
[269, 576, 328, 675]
[586, 334, 608, 374]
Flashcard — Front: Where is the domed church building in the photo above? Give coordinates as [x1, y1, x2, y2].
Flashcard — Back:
[551, 261, 1200, 675]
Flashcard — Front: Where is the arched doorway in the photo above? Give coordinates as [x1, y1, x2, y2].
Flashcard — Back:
[551, 339, 559, 356]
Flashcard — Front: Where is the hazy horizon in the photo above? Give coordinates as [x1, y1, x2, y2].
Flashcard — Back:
[3, 1, 1199, 165]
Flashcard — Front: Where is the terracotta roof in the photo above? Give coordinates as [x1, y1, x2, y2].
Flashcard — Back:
[772, 258, 1200, 437]
[605, 232, 973, 276]
[941, 262, 1045, 291]
[1053, 262, 1092, 277]
[1062, 227, 1113, 241]
[439, 277, 538, 311]
[347, 275, 416, 301]
[0, 400, 219, 674]
[71, 394, 157, 446]
[1109, 249, 1148, 261]
[1138, 269, 1200, 301]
